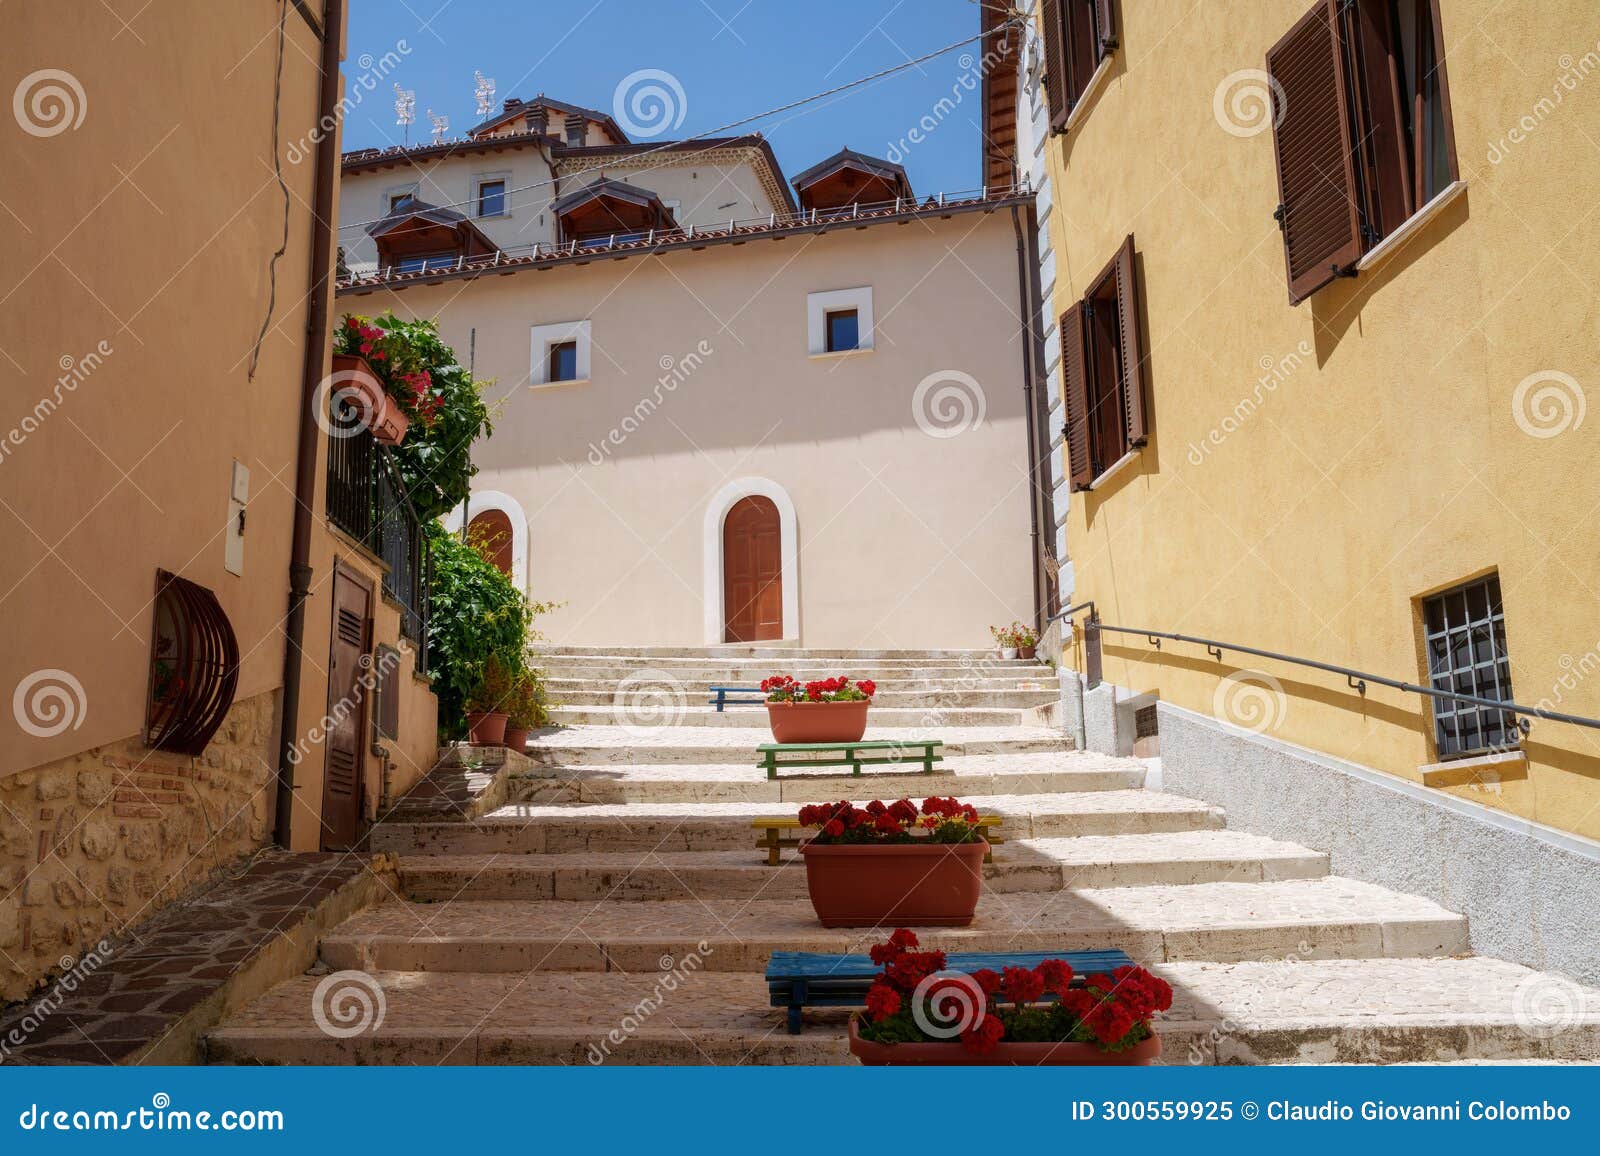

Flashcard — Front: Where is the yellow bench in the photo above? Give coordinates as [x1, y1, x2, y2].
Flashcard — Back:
[751, 816, 1005, 866]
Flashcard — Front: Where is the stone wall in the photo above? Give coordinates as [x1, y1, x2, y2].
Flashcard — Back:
[0, 690, 278, 1002]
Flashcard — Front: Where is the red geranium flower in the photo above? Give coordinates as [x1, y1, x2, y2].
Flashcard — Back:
[968, 968, 1001, 996]
[864, 983, 901, 1022]
[1036, 958, 1075, 997]
[1000, 965, 1046, 1006]
[960, 1013, 1005, 1056]
[858, 679, 876, 697]
[822, 819, 844, 837]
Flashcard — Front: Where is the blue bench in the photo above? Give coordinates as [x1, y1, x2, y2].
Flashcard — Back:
[708, 685, 764, 711]
[766, 948, 1136, 1034]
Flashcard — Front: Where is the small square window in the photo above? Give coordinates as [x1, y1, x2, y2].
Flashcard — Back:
[548, 340, 579, 383]
[477, 179, 506, 217]
[1421, 574, 1516, 759]
[389, 191, 417, 213]
[825, 309, 859, 353]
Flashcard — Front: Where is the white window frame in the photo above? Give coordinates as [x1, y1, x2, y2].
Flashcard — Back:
[806, 286, 874, 357]
[530, 320, 592, 388]
[384, 182, 420, 214]
[473, 171, 512, 218]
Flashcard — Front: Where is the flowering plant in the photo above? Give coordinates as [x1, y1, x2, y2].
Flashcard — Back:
[335, 314, 445, 428]
[761, 674, 876, 703]
[797, 797, 985, 845]
[855, 929, 1173, 1056]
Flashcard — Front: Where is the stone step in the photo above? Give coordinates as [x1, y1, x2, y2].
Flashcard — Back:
[521, 724, 1072, 767]
[545, 686, 1058, 708]
[371, 790, 1222, 855]
[320, 877, 1470, 974]
[206, 957, 1600, 1066]
[533, 646, 1012, 660]
[543, 705, 1038, 728]
[395, 830, 1327, 901]
[508, 752, 1146, 805]
[535, 661, 1051, 682]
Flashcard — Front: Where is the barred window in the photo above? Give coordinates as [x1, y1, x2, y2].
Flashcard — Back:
[1422, 575, 1515, 758]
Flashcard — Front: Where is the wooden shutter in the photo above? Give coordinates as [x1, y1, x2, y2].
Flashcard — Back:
[1041, 0, 1069, 131]
[1061, 303, 1095, 491]
[1266, 0, 1364, 304]
[1112, 235, 1147, 445]
[1094, 0, 1117, 55]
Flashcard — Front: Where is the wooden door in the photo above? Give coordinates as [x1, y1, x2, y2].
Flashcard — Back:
[321, 566, 371, 850]
[468, 509, 514, 576]
[723, 496, 783, 642]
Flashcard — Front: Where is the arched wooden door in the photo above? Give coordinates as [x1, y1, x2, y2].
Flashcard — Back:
[723, 495, 783, 642]
[468, 509, 514, 576]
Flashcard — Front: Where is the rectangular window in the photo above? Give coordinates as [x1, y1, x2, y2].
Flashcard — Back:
[1040, 0, 1117, 131]
[1422, 575, 1516, 758]
[394, 252, 457, 273]
[824, 309, 860, 353]
[477, 179, 506, 217]
[548, 340, 579, 383]
[388, 190, 417, 213]
[1061, 235, 1146, 490]
[1266, 0, 1458, 302]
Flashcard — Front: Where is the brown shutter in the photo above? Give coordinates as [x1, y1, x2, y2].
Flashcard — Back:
[1266, 0, 1364, 304]
[1041, 0, 1069, 131]
[1061, 303, 1095, 491]
[1094, 0, 1117, 55]
[1112, 235, 1147, 445]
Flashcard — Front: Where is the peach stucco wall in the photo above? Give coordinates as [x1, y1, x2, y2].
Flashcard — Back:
[342, 209, 1037, 649]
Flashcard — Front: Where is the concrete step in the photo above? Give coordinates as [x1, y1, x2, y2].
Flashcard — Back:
[320, 877, 1469, 974]
[534, 661, 1051, 682]
[543, 705, 1038, 728]
[545, 686, 1058, 708]
[206, 957, 1600, 1066]
[521, 724, 1072, 767]
[533, 646, 1012, 660]
[395, 830, 1327, 901]
[370, 790, 1223, 855]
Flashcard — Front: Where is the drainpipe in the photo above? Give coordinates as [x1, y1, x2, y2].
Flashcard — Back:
[274, 0, 343, 849]
[1011, 203, 1049, 639]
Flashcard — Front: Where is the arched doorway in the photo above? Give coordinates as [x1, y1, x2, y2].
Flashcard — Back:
[722, 495, 783, 642]
[467, 508, 515, 577]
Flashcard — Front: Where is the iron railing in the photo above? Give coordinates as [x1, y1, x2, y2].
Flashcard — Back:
[325, 428, 430, 674]
[1053, 602, 1600, 743]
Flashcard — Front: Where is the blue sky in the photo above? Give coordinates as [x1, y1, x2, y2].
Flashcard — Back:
[344, 0, 991, 196]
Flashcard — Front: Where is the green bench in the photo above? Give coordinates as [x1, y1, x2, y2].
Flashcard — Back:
[756, 739, 944, 780]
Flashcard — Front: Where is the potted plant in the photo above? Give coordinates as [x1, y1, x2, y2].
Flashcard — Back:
[332, 315, 449, 446]
[761, 674, 877, 743]
[1010, 620, 1039, 661]
[797, 797, 987, 927]
[464, 654, 515, 746]
[502, 666, 547, 751]
[990, 625, 1018, 660]
[848, 929, 1171, 1066]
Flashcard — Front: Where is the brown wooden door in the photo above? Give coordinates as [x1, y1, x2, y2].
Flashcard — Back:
[723, 496, 782, 642]
[468, 509, 514, 576]
[321, 566, 371, 850]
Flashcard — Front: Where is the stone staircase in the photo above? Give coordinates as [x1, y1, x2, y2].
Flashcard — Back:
[206, 647, 1600, 1065]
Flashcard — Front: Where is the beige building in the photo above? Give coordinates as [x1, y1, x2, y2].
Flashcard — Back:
[338, 94, 1054, 649]
[0, 0, 436, 999]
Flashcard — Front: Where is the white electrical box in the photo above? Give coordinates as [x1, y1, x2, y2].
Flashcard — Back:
[225, 460, 249, 576]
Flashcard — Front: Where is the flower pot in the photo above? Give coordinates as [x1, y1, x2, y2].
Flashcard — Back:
[502, 724, 530, 751]
[847, 1018, 1161, 1066]
[331, 353, 409, 445]
[800, 840, 985, 927]
[766, 699, 870, 744]
[465, 710, 508, 745]
[1017, 645, 1036, 660]
[1000, 647, 1018, 660]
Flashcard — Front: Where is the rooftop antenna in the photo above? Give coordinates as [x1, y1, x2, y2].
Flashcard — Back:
[427, 108, 449, 144]
[474, 71, 497, 118]
[393, 84, 416, 145]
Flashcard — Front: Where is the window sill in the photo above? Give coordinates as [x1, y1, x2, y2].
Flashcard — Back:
[1060, 56, 1113, 136]
[1355, 179, 1467, 273]
[1087, 447, 1140, 491]
[809, 348, 873, 360]
[1417, 749, 1527, 789]
[529, 378, 591, 392]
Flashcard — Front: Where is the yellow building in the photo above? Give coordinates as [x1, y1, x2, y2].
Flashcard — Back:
[1034, 1, 1600, 849]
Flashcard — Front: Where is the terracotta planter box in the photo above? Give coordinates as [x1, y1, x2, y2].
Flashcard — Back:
[1018, 646, 1037, 660]
[502, 724, 531, 751]
[331, 353, 409, 445]
[800, 840, 985, 927]
[848, 1019, 1161, 1066]
[465, 710, 508, 746]
[766, 699, 869, 744]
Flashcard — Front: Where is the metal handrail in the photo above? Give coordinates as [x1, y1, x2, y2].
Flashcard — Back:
[1050, 603, 1600, 736]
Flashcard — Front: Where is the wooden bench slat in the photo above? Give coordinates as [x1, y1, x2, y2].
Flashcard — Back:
[752, 815, 1005, 865]
[759, 740, 944, 781]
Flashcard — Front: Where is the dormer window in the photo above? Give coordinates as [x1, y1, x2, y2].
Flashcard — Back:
[367, 198, 498, 276]
[791, 149, 914, 214]
[552, 178, 676, 247]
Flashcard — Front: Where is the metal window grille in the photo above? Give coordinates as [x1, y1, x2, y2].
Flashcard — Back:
[1423, 575, 1516, 758]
